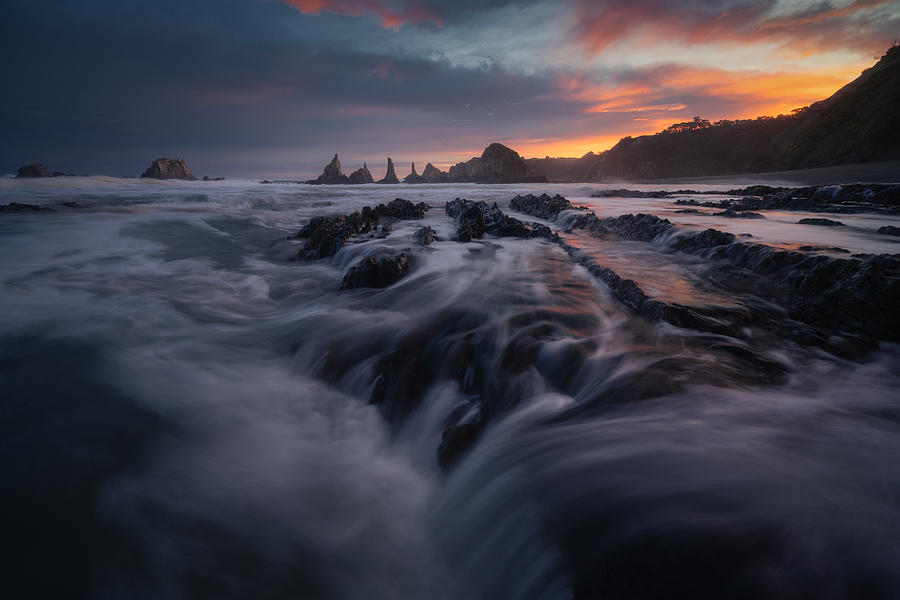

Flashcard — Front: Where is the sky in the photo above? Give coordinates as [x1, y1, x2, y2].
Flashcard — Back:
[2, 0, 898, 178]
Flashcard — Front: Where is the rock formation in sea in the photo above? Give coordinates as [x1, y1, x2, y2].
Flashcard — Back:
[378, 158, 400, 184]
[448, 143, 547, 183]
[340, 253, 410, 289]
[404, 162, 424, 183]
[421, 163, 450, 183]
[15, 164, 52, 178]
[140, 158, 196, 180]
[306, 154, 349, 184]
[347, 162, 374, 184]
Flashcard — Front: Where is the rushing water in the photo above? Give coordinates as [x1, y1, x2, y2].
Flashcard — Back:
[2, 176, 900, 599]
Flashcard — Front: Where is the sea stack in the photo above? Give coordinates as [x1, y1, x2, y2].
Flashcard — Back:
[348, 162, 375, 184]
[422, 163, 450, 183]
[378, 157, 400, 184]
[140, 158, 196, 180]
[306, 153, 349, 184]
[448, 143, 546, 183]
[15, 163, 52, 178]
[404, 162, 424, 183]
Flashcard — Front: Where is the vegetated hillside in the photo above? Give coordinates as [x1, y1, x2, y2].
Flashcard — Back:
[526, 45, 900, 181]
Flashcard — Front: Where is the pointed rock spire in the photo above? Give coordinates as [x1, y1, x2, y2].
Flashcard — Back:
[306, 153, 349, 184]
[377, 157, 400, 184]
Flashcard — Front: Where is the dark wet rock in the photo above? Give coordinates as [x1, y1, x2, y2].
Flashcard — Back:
[437, 423, 482, 469]
[591, 189, 671, 198]
[675, 208, 703, 214]
[713, 210, 765, 219]
[404, 162, 424, 183]
[340, 253, 409, 290]
[311, 201, 334, 208]
[377, 157, 400, 184]
[306, 154, 348, 185]
[347, 162, 374, 184]
[16, 163, 52, 178]
[674, 228, 737, 250]
[293, 198, 428, 259]
[448, 143, 546, 183]
[798, 218, 845, 227]
[509, 193, 575, 221]
[260, 180, 272, 184]
[140, 158, 196, 180]
[878, 225, 900, 236]
[445, 198, 555, 241]
[0, 202, 52, 213]
[414, 226, 437, 246]
[51, 171, 75, 177]
[799, 246, 851, 253]
[569, 213, 673, 242]
[421, 162, 450, 183]
[202, 176, 225, 181]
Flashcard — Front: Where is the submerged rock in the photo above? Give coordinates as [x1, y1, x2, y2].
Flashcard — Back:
[340, 253, 410, 289]
[713, 210, 765, 219]
[377, 158, 400, 184]
[347, 162, 374, 184]
[0, 202, 52, 212]
[798, 218, 845, 227]
[878, 225, 900, 236]
[446, 198, 554, 241]
[509, 193, 575, 221]
[15, 163, 52, 178]
[140, 158, 196, 180]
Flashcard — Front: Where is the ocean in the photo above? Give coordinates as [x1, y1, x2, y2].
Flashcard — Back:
[2, 176, 900, 599]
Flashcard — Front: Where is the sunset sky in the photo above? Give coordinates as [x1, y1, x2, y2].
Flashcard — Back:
[2, 0, 898, 178]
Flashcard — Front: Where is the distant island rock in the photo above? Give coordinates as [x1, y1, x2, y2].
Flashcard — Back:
[448, 143, 547, 183]
[141, 158, 196, 180]
[404, 162, 424, 183]
[378, 157, 400, 184]
[16, 163, 52, 178]
[348, 162, 374, 184]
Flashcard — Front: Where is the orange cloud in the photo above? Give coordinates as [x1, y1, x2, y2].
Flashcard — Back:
[573, 0, 897, 55]
[282, 0, 442, 28]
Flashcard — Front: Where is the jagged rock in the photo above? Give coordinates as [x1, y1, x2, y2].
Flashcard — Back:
[376, 222, 392, 238]
[509, 193, 575, 221]
[414, 226, 437, 246]
[798, 218, 845, 227]
[0, 202, 52, 212]
[378, 158, 400, 184]
[293, 198, 429, 259]
[675, 209, 703, 214]
[421, 163, 449, 183]
[15, 164, 52, 178]
[445, 198, 554, 241]
[404, 162, 424, 183]
[569, 213, 673, 242]
[591, 189, 671, 198]
[140, 158, 196, 180]
[347, 162, 374, 184]
[340, 253, 410, 289]
[448, 143, 546, 183]
[674, 228, 737, 250]
[878, 225, 900, 236]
